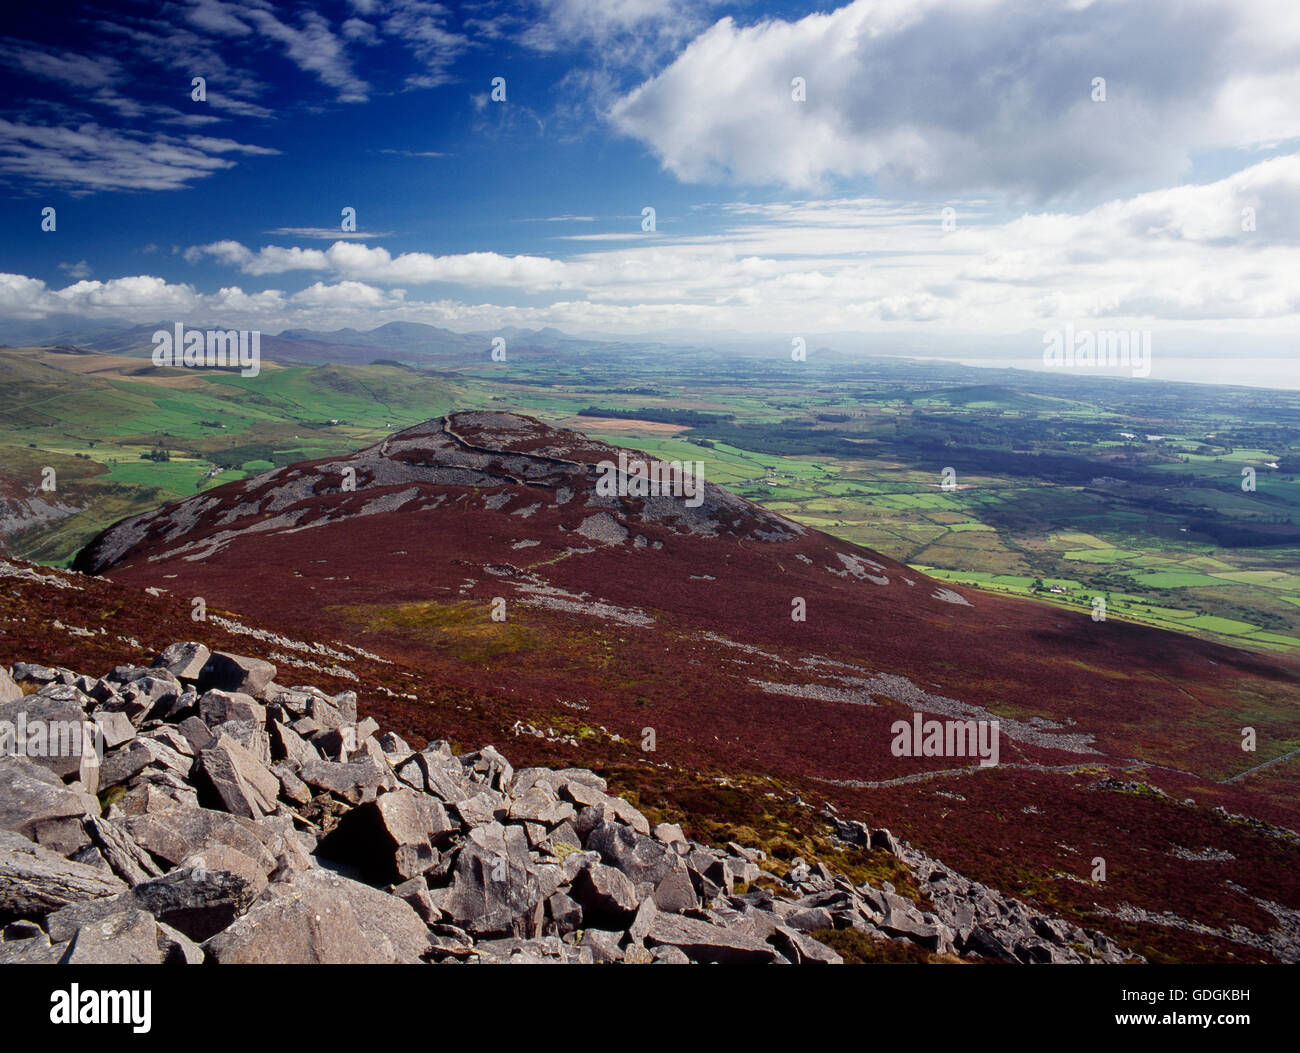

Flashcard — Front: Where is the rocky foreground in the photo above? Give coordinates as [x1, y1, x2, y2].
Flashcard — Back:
[0, 645, 1136, 964]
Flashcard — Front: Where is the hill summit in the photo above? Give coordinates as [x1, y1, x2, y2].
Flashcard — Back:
[63, 412, 1300, 963]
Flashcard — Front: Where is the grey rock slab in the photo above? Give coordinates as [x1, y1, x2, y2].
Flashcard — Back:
[84, 816, 165, 886]
[391, 877, 441, 925]
[646, 912, 780, 964]
[654, 823, 687, 845]
[651, 944, 691, 964]
[0, 755, 98, 841]
[297, 756, 392, 803]
[570, 863, 639, 926]
[0, 933, 65, 964]
[0, 829, 127, 915]
[507, 785, 576, 826]
[786, 906, 836, 932]
[122, 808, 276, 873]
[0, 694, 93, 780]
[451, 790, 506, 827]
[199, 690, 266, 728]
[586, 820, 681, 887]
[156, 920, 205, 964]
[127, 863, 265, 942]
[257, 868, 433, 962]
[153, 642, 211, 681]
[177, 715, 216, 753]
[12, 662, 59, 685]
[442, 841, 544, 938]
[577, 928, 624, 963]
[199, 732, 280, 819]
[202, 883, 388, 964]
[318, 787, 455, 883]
[272, 763, 312, 805]
[770, 924, 843, 965]
[198, 652, 277, 696]
[59, 908, 165, 965]
[29, 815, 92, 856]
[545, 890, 582, 934]
[651, 868, 700, 914]
[92, 710, 136, 750]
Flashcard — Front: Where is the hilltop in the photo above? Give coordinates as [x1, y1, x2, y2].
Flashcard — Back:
[59, 411, 1300, 962]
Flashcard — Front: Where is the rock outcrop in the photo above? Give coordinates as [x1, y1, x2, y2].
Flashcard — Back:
[0, 645, 1136, 965]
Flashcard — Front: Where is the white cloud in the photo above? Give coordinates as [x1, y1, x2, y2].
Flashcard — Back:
[243, 7, 370, 102]
[186, 240, 573, 289]
[0, 42, 123, 88]
[520, 0, 719, 68]
[0, 121, 278, 193]
[380, 1, 470, 89]
[3, 153, 1296, 372]
[172, 153, 1300, 333]
[610, 0, 1300, 198]
[264, 227, 392, 240]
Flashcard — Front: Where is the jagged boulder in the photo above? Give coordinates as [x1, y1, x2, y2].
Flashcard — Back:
[199, 690, 266, 728]
[0, 829, 127, 915]
[153, 642, 211, 682]
[121, 808, 276, 873]
[570, 863, 639, 926]
[0, 693, 92, 782]
[59, 908, 169, 965]
[213, 868, 434, 963]
[199, 732, 280, 819]
[198, 652, 277, 697]
[318, 787, 457, 883]
[298, 755, 394, 803]
[586, 820, 682, 888]
[644, 912, 780, 964]
[441, 841, 545, 938]
[0, 756, 99, 845]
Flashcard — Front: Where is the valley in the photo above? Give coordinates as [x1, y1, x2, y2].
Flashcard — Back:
[5, 335, 1299, 656]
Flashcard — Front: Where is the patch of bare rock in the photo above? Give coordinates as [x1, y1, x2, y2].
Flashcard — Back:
[0, 643, 1133, 965]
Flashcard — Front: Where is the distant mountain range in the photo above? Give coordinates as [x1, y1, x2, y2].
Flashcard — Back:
[0, 318, 671, 368]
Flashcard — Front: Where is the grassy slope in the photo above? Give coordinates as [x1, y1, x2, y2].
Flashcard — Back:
[0, 351, 464, 564]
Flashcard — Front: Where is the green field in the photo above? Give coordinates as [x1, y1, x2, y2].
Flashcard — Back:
[4, 344, 1300, 654]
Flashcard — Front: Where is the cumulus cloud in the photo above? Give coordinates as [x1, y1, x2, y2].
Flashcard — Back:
[185, 240, 573, 289]
[173, 153, 1300, 332]
[610, 0, 1300, 198]
[4, 151, 1297, 360]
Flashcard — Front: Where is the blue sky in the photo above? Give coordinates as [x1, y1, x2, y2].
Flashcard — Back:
[1, 0, 1298, 385]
